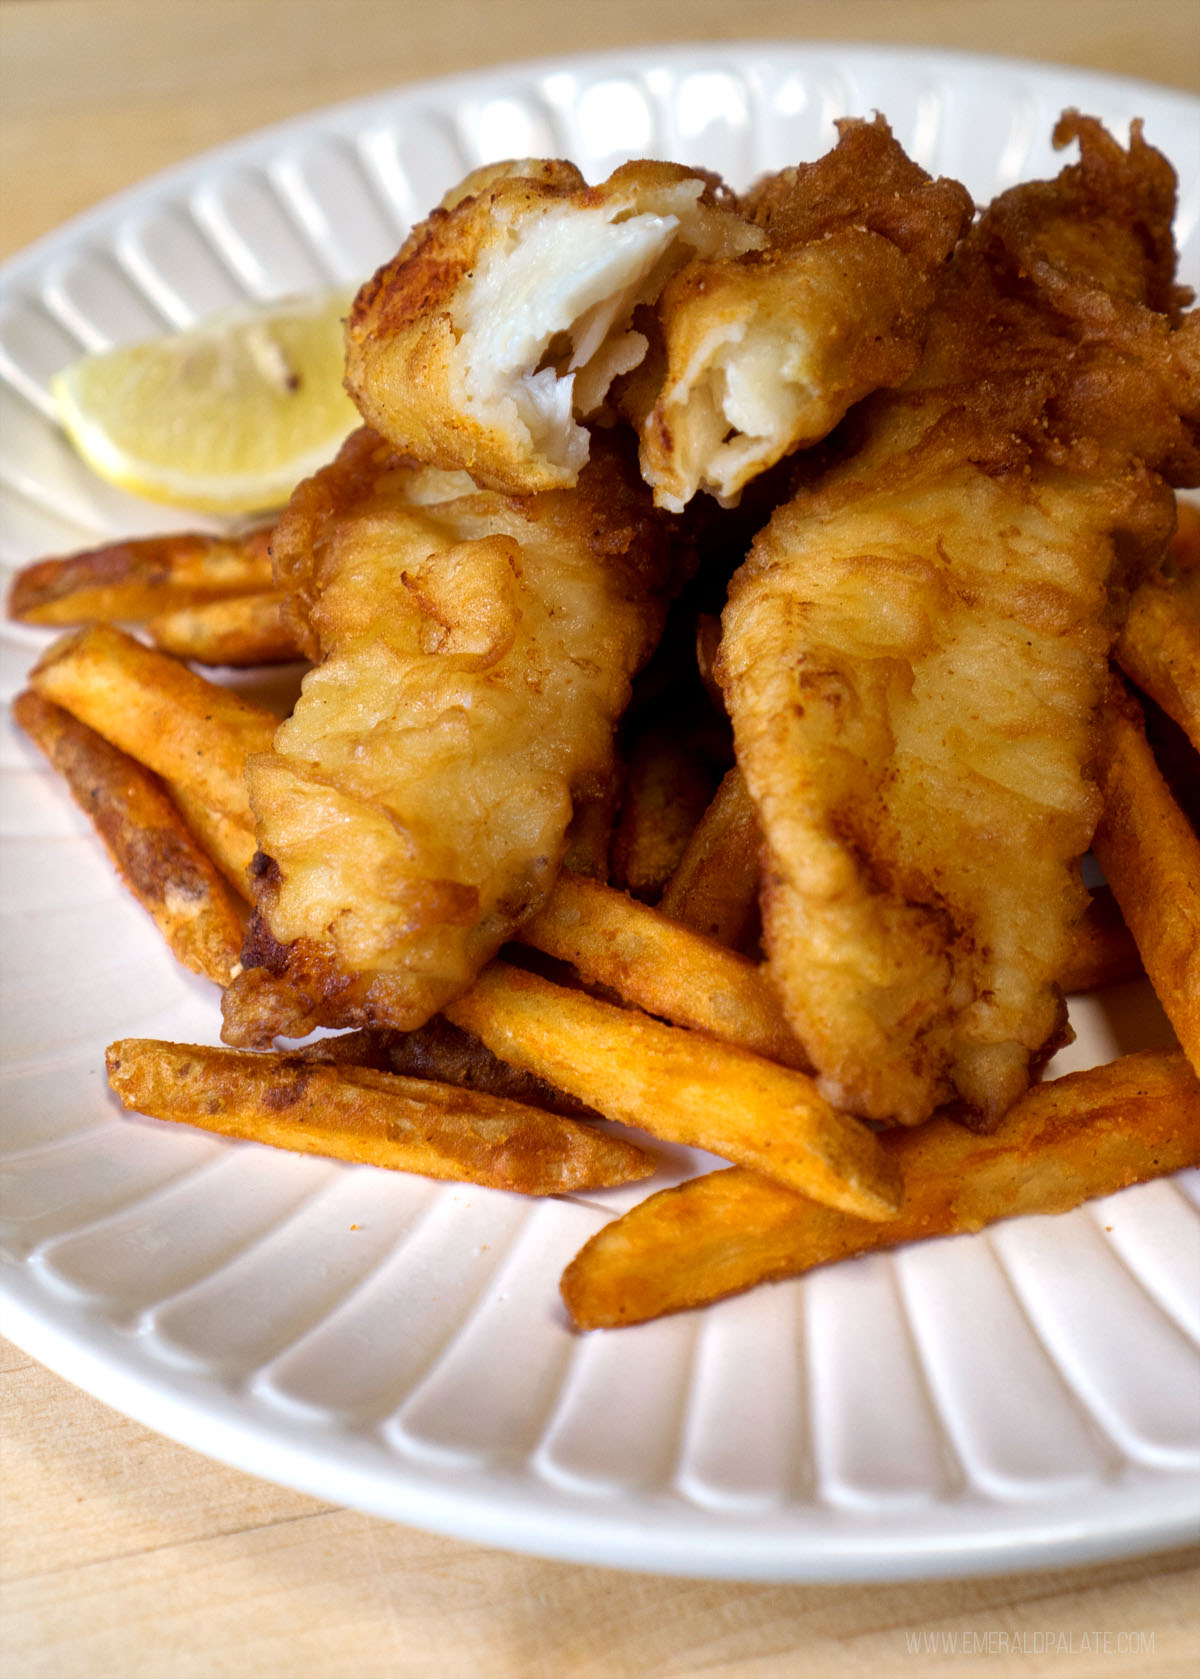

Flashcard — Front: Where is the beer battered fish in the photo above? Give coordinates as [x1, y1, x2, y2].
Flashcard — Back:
[344, 128, 971, 511]
[628, 117, 972, 511]
[718, 114, 1200, 1126]
[222, 427, 684, 1046]
[345, 157, 762, 498]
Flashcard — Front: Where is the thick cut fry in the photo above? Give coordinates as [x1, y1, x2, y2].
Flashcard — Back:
[1171, 499, 1200, 570]
[658, 766, 762, 948]
[167, 786, 257, 894]
[443, 961, 900, 1218]
[561, 782, 621, 878]
[13, 692, 244, 983]
[1093, 688, 1200, 1069]
[1058, 885, 1142, 992]
[517, 870, 808, 1068]
[106, 1039, 653, 1194]
[1115, 566, 1200, 753]
[610, 720, 718, 899]
[295, 1019, 597, 1118]
[561, 1048, 1200, 1327]
[147, 591, 304, 667]
[7, 528, 273, 624]
[29, 624, 277, 833]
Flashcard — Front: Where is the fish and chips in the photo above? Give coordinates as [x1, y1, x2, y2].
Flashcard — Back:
[8, 108, 1200, 1330]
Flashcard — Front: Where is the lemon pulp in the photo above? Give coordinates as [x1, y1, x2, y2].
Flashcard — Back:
[52, 289, 361, 514]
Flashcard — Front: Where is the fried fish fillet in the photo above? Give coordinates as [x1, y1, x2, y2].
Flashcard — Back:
[718, 114, 1200, 1126]
[227, 427, 683, 1041]
[345, 158, 762, 496]
[627, 117, 973, 511]
[345, 129, 971, 511]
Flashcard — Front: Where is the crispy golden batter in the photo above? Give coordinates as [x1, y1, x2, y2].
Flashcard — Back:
[234, 427, 683, 1037]
[345, 130, 971, 512]
[718, 114, 1200, 1126]
[345, 158, 761, 495]
[630, 118, 973, 510]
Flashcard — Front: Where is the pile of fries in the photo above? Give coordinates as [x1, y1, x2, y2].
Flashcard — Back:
[8, 495, 1200, 1328]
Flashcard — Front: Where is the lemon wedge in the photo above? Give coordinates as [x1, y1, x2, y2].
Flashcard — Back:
[51, 289, 361, 514]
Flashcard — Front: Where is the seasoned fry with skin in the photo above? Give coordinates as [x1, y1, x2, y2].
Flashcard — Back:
[106, 1039, 654, 1195]
[443, 961, 900, 1219]
[29, 623, 278, 837]
[517, 870, 808, 1068]
[1171, 499, 1200, 570]
[1093, 686, 1200, 1069]
[147, 591, 304, 667]
[561, 1048, 1200, 1327]
[658, 765, 762, 948]
[561, 782, 621, 878]
[13, 692, 244, 983]
[167, 786, 257, 892]
[1115, 563, 1200, 753]
[609, 719, 716, 898]
[295, 1018, 597, 1118]
[7, 527, 273, 624]
[1058, 885, 1143, 993]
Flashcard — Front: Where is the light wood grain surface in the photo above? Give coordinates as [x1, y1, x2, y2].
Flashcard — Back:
[2, 4, 1199, 1675]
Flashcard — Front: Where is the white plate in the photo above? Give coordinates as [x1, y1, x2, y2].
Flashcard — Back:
[2, 42, 1199, 1583]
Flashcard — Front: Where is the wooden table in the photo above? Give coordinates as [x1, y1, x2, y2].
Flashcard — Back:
[2, 3, 1198, 1673]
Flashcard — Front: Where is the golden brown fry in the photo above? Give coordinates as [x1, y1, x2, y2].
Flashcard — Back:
[13, 691, 244, 983]
[295, 1018, 597, 1118]
[610, 720, 716, 898]
[517, 869, 807, 1068]
[166, 786, 258, 896]
[561, 781, 621, 879]
[694, 612, 724, 714]
[658, 765, 761, 948]
[7, 528, 273, 625]
[106, 1039, 654, 1195]
[1058, 885, 1143, 992]
[29, 624, 278, 836]
[561, 1047, 1200, 1327]
[1093, 687, 1200, 1069]
[1170, 499, 1200, 571]
[443, 960, 900, 1219]
[146, 591, 304, 667]
[1114, 566, 1200, 753]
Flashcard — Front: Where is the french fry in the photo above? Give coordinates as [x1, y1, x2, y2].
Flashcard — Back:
[658, 765, 761, 947]
[561, 781, 621, 878]
[106, 1039, 654, 1195]
[1170, 498, 1200, 571]
[561, 1047, 1200, 1327]
[694, 611, 725, 713]
[29, 624, 277, 834]
[7, 528, 274, 624]
[610, 720, 717, 898]
[1093, 686, 1200, 1071]
[1058, 885, 1142, 993]
[167, 785, 258, 894]
[1114, 568, 1200, 753]
[517, 869, 808, 1068]
[298, 1018, 598, 1118]
[146, 591, 305, 667]
[444, 960, 900, 1219]
[13, 691, 244, 984]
